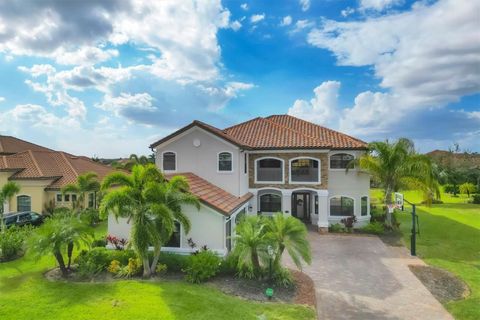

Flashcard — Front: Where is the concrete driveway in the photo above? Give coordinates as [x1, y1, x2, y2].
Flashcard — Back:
[285, 232, 453, 320]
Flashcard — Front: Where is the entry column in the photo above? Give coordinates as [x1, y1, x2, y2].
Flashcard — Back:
[282, 189, 292, 216]
[316, 190, 329, 233]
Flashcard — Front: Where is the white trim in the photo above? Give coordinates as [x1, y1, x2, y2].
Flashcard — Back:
[360, 195, 370, 217]
[328, 195, 355, 218]
[254, 156, 285, 184]
[161, 150, 177, 173]
[154, 126, 240, 151]
[328, 152, 356, 171]
[288, 156, 321, 185]
[248, 149, 330, 154]
[217, 151, 234, 174]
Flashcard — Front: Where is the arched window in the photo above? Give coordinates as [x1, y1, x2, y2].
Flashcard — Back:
[162, 152, 176, 171]
[330, 153, 354, 169]
[255, 158, 283, 183]
[361, 196, 369, 216]
[17, 195, 31, 212]
[290, 158, 320, 183]
[218, 152, 233, 172]
[330, 196, 354, 216]
[259, 194, 282, 213]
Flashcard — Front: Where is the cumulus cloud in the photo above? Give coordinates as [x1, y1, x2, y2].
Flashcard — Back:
[359, 0, 403, 11]
[0, 97, 4, 103]
[240, 3, 248, 11]
[281, 16, 293, 26]
[307, 0, 480, 136]
[96, 93, 156, 116]
[250, 14, 265, 23]
[230, 20, 242, 31]
[341, 7, 355, 17]
[0, 104, 78, 130]
[299, 0, 311, 12]
[288, 81, 341, 125]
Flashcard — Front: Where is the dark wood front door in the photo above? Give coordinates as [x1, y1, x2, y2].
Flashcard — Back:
[292, 193, 311, 223]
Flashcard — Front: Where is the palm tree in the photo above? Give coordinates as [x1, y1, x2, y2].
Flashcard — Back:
[29, 214, 92, 277]
[99, 164, 199, 277]
[0, 181, 20, 231]
[62, 172, 100, 211]
[265, 214, 311, 270]
[123, 154, 152, 171]
[352, 138, 439, 227]
[233, 215, 269, 275]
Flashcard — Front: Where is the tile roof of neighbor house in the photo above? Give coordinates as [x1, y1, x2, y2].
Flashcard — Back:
[165, 172, 253, 216]
[150, 114, 367, 150]
[0, 150, 116, 190]
[0, 135, 54, 155]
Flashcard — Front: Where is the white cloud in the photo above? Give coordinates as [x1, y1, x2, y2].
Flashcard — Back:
[0, 104, 78, 130]
[288, 81, 341, 125]
[341, 7, 355, 17]
[230, 20, 242, 31]
[307, 0, 480, 134]
[54, 47, 119, 65]
[291, 19, 315, 33]
[359, 0, 403, 11]
[240, 3, 248, 11]
[96, 93, 156, 115]
[281, 16, 292, 26]
[0, 97, 4, 103]
[250, 14, 265, 23]
[199, 81, 255, 111]
[300, 0, 311, 12]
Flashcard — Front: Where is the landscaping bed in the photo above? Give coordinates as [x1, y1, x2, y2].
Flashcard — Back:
[409, 265, 470, 303]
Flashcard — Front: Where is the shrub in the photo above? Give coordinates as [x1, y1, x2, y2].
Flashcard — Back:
[361, 222, 385, 235]
[218, 253, 238, 275]
[340, 216, 357, 231]
[106, 235, 127, 250]
[472, 194, 480, 204]
[82, 209, 100, 226]
[0, 226, 31, 261]
[117, 258, 142, 278]
[444, 184, 459, 195]
[272, 267, 294, 288]
[157, 253, 189, 272]
[91, 238, 107, 248]
[329, 223, 344, 233]
[184, 249, 221, 283]
[75, 247, 136, 277]
[155, 263, 168, 275]
[370, 208, 386, 223]
[107, 260, 121, 274]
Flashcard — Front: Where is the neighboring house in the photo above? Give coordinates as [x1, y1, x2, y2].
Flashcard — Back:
[0, 136, 115, 214]
[109, 115, 370, 255]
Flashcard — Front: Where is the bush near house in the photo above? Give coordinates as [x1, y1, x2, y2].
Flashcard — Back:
[361, 222, 385, 235]
[0, 226, 32, 262]
[184, 249, 221, 283]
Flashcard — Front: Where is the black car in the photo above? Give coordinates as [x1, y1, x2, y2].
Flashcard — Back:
[2, 211, 44, 228]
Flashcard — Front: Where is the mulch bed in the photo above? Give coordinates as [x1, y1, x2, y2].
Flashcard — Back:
[409, 265, 470, 303]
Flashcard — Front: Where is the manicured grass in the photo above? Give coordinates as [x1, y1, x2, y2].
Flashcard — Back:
[0, 221, 315, 320]
[371, 189, 480, 320]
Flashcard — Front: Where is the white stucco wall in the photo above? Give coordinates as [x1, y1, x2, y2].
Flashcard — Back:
[155, 127, 243, 196]
[107, 203, 227, 254]
[327, 150, 370, 226]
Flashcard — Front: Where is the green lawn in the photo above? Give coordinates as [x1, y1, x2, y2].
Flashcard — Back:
[371, 189, 480, 320]
[0, 222, 315, 320]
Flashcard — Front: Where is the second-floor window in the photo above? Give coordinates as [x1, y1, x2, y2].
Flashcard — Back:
[218, 152, 232, 172]
[290, 158, 320, 183]
[163, 152, 176, 171]
[256, 158, 283, 183]
[330, 153, 354, 169]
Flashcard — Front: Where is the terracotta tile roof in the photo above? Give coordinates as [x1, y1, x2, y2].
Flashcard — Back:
[165, 172, 252, 216]
[0, 135, 54, 155]
[0, 150, 117, 190]
[150, 114, 366, 150]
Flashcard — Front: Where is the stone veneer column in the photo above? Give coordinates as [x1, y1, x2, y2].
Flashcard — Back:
[317, 190, 329, 233]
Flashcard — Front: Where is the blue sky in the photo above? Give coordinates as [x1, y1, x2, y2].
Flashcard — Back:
[0, 0, 478, 157]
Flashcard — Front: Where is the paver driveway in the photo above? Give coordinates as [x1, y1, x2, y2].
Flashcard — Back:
[285, 232, 453, 320]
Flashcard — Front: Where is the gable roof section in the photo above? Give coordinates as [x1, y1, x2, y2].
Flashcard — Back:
[0, 150, 116, 190]
[0, 135, 54, 155]
[150, 115, 367, 151]
[165, 172, 253, 216]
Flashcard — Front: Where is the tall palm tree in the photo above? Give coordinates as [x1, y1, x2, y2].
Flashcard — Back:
[29, 214, 92, 277]
[62, 172, 100, 211]
[123, 154, 152, 171]
[352, 138, 439, 227]
[233, 215, 269, 275]
[99, 164, 199, 277]
[0, 181, 20, 231]
[265, 214, 311, 270]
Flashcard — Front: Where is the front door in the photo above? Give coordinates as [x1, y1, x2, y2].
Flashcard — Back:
[292, 193, 311, 223]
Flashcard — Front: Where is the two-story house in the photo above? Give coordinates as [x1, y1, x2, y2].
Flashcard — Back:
[108, 115, 370, 255]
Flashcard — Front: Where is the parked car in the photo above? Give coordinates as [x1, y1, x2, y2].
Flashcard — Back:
[2, 211, 44, 228]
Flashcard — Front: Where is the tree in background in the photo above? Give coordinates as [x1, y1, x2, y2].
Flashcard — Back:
[459, 182, 476, 197]
[62, 172, 101, 211]
[0, 182, 20, 231]
[352, 138, 439, 228]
